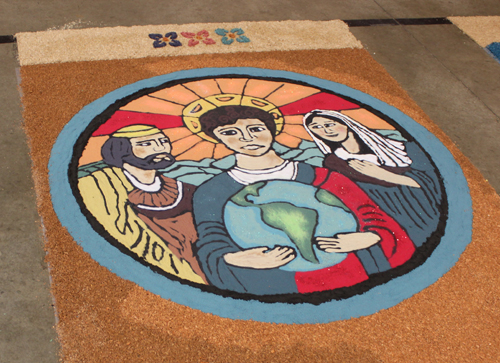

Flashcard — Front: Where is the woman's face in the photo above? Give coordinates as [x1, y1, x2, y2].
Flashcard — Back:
[213, 118, 273, 157]
[307, 116, 350, 143]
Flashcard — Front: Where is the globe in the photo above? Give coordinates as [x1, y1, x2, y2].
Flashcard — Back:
[224, 180, 359, 272]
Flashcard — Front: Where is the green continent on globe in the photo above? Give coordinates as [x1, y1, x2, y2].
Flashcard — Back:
[315, 189, 351, 212]
[231, 182, 320, 264]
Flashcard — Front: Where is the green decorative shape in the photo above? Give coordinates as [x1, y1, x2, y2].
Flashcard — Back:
[231, 182, 264, 207]
[315, 189, 351, 212]
[78, 160, 108, 178]
[231, 182, 320, 264]
[259, 202, 319, 264]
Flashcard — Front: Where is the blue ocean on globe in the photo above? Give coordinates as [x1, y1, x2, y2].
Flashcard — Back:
[224, 180, 358, 272]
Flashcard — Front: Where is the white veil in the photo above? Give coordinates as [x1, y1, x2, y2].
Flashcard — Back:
[303, 110, 412, 167]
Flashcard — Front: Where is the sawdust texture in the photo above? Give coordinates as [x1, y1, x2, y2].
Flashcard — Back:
[21, 49, 500, 362]
[449, 16, 500, 47]
[16, 20, 362, 66]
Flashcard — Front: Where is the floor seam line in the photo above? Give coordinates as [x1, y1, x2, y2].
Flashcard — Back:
[395, 24, 500, 122]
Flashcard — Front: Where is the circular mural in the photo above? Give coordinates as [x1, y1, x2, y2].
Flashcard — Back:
[49, 68, 472, 323]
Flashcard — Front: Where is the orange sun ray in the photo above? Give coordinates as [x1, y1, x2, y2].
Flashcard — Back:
[281, 123, 314, 141]
[266, 84, 320, 107]
[213, 143, 234, 160]
[183, 79, 222, 98]
[284, 115, 305, 125]
[79, 136, 109, 166]
[243, 79, 284, 99]
[149, 85, 200, 106]
[216, 78, 248, 95]
[120, 96, 184, 115]
[162, 127, 194, 142]
[170, 134, 205, 156]
[176, 141, 216, 161]
[275, 133, 303, 149]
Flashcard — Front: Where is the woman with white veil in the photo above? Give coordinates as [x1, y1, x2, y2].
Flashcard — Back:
[304, 109, 443, 248]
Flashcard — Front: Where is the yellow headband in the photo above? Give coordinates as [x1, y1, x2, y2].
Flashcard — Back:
[112, 125, 162, 138]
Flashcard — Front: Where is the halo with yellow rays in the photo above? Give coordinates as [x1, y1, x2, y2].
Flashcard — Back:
[182, 94, 285, 143]
[81, 77, 396, 165]
[110, 77, 327, 162]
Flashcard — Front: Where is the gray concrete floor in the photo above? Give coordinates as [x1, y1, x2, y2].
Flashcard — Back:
[1, 1, 499, 362]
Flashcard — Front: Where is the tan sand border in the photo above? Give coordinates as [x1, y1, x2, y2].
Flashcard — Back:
[449, 16, 500, 47]
[16, 20, 362, 66]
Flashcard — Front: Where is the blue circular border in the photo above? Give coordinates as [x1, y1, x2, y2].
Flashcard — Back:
[49, 67, 472, 324]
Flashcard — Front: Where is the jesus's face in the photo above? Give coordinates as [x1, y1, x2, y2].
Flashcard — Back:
[213, 119, 273, 157]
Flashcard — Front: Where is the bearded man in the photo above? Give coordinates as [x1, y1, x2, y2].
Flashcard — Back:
[78, 125, 206, 284]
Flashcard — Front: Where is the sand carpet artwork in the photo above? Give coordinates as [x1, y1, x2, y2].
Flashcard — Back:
[17, 20, 500, 361]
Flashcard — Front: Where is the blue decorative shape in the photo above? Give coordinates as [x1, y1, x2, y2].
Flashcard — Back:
[230, 28, 245, 35]
[211, 155, 236, 170]
[214, 28, 228, 36]
[236, 36, 250, 43]
[215, 28, 250, 45]
[149, 33, 167, 48]
[149, 32, 182, 48]
[221, 37, 234, 45]
[486, 42, 500, 63]
[165, 32, 182, 47]
[49, 67, 472, 324]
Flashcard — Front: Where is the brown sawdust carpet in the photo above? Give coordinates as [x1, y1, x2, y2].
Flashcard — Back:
[21, 48, 500, 362]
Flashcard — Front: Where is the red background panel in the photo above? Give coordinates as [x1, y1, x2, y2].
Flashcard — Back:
[92, 111, 184, 136]
[279, 93, 359, 116]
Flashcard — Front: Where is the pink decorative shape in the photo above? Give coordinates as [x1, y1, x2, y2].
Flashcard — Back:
[181, 30, 215, 46]
[181, 32, 195, 38]
[198, 30, 209, 37]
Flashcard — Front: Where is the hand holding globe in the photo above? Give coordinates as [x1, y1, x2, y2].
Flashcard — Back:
[224, 180, 382, 272]
[316, 232, 381, 253]
[224, 246, 296, 269]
